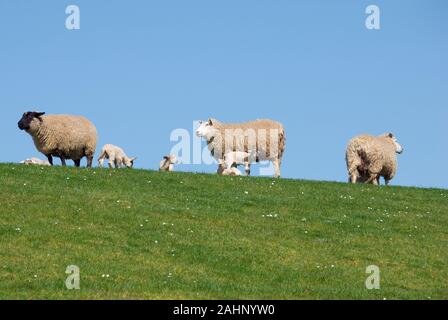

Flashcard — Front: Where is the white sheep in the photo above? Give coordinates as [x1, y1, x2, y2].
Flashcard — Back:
[346, 133, 404, 185]
[98, 144, 137, 168]
[159, 155, 177, 172]
[18, 111, 97, 167]
[217, 151, 255, 175]
[20, 157, 51, 166]
[220, 166, 242, 176]
[196, 118, 286, 177]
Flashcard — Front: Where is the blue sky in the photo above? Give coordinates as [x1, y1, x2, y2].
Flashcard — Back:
[0, 0, 446, 188]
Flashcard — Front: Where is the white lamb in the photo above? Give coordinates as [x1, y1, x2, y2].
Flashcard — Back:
[159, 155, 178, 172]
[218, 151, 255, 175]
[98, 144, 136, 168]
[20, 157, 51, 166]
[217, 165, 242, 176]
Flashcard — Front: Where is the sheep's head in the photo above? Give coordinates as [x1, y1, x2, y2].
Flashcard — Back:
[18, 111, 45, 131]
[164, 155, 178, 165]
[383, 133, 403, 154]
[195, 119, 219, 140]
[124, 157, 137, 168]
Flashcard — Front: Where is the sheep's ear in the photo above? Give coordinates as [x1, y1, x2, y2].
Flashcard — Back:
[388, 133, 394, 138]
[130, 157, 137, 162]
[163, 156, 169, 160]
[35, 112, 45, 121]
[207, 119, 213, 126]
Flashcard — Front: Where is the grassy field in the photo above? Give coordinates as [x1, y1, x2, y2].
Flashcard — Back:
[0, 163, 447, 300]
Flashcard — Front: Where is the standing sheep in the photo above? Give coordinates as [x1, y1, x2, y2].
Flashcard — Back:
[345, 133, 404, 185]
[159, 155, 177, 172]
[18, 112, 97, 167]
[98, 144, 137, 168]
[195, 118, 286, 177]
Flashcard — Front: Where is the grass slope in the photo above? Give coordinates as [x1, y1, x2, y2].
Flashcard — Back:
[0, 163, 447, 300]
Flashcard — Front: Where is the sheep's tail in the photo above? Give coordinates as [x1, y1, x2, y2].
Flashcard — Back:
[97, 148, 106, 161]
[278, 128, 286, 161]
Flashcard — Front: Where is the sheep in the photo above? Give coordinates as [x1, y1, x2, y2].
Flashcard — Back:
[345, 133, 404, 185]
[217, 151, 255, 175]
[219, 166, 242, 176]
[20, 157, 51, 166]
[159, 155, 177, 172]
[196, 118, 286, 177]
[98, 144, 137, 168]
[18, 111, 97, 167]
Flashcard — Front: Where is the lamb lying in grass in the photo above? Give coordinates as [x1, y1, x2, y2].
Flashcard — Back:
[98, 144, 136, 168]
[159, 155, 177, 172]
[20, 157, 51, 166]
[218, 166, 242, 176]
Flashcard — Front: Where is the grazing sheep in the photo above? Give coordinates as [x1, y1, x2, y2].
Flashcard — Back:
[98, 144, 137, 168]
[196, 118, 286, 177]
[159, 155, 177, 172]
[18, 111, 97, 167]
[346, 133, 404, 185]
[20, 157, 51, 166]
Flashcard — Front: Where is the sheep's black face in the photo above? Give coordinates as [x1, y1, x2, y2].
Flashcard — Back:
[18, 111, 45, 130]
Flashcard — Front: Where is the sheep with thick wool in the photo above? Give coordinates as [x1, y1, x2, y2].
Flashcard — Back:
[196, 118, 286, 177]
[345, 133, 403, 185]
[18, 111, 97, 167]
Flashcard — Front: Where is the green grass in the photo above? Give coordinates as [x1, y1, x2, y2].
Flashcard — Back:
[0, 163, 447, 300]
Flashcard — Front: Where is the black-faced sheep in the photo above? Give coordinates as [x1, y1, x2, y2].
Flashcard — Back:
[18, 111, 97, 167]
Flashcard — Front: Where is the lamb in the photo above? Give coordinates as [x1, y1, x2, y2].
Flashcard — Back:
[196, 118, 286, 177]
[345, 133, 404, 185]
[218, 166, 242, 176]
[159, 155, 177, 172]
[20, 157, 51, 166]
[217, 151, 254, 175]
[98, 144, 137, 168]
[18, 111, 97, 167]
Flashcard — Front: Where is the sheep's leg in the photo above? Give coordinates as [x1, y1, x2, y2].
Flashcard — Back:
[60, 156, 66, 166]
[73, 159, 81, 167]
[245, 162, 251, 176]
[47, 155, 54, 166]
[108, 157, 115, 169]
[273, 159, 281, 178]
[98, 155, 105, 168]
[87, 156, 93, 168]
[385, 179, 390, 186]
[365, 173, 378, 185]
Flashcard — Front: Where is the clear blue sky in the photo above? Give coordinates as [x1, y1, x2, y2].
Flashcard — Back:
[0, 1, 447, 188]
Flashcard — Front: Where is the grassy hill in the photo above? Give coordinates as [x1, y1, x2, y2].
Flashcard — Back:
[0, 163, 447, 300]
